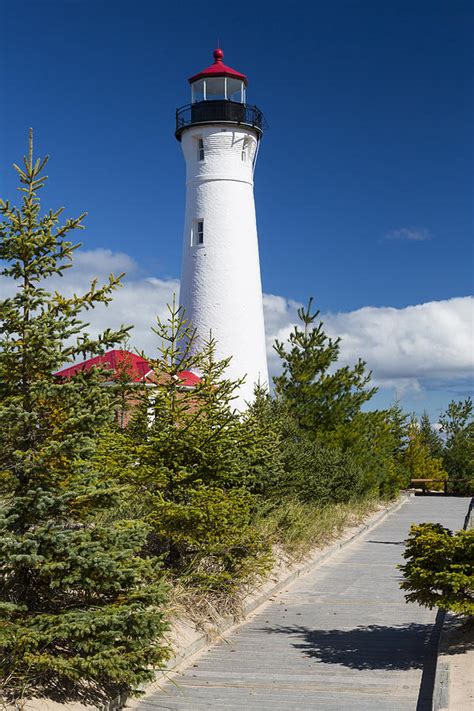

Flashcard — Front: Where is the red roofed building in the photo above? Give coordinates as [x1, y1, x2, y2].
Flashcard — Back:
[54, 350, 200, 426]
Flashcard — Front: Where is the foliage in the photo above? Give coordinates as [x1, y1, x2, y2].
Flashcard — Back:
[273, 298, 377, 435]
[419, 411, 444, 459]
[404, 423, 448, 491]
[0, 133, 168, 701]
[255, 497, 380, 559]
[440, 399, 474, 495]
[271, 303, 410, 504]
[239, 385, 286, 495]
[400, 522, 474, 616]
[149, 486, 272, 593]
[1, 134, 457, 705]
[96, 300, 275, 594]
[440, 398, 473, 438]
[318, 405, 411, 498]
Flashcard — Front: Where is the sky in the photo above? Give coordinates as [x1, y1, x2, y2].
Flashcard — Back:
[1, 0, 473, 421]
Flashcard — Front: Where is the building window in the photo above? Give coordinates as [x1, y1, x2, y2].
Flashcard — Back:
[241, 137, 250, 162]
[192, 220, 204, 246]
[197, 220, 204, 244]
[197, 137, 204, 161]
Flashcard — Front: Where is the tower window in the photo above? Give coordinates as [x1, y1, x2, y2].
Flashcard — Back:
[197, 138, 204, 161]
[241, 137, 250, 162]
[192, 220, 204, 246]
[197, 220, 204, 244]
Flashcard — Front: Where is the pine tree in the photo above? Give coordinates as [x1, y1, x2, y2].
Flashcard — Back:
[240, 385, 285, 495]
[95, 300, 273, 594]
[0, 132, 168, 702]
[419, 410, 443, 459]
[440, 398, 473, 495]
[273, 298, 377, 434]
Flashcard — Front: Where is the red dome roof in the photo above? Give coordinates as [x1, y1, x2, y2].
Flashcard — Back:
[189, 48, 248, 86]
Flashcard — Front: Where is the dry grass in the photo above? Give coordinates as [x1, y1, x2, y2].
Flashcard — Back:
[165, 496, 383, 628]
[256, 497, 382, 560]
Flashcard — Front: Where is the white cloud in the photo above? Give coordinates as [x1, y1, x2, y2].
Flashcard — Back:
[385, 227, 431, 241]
[323, 299, 473, 390]
[262, 293, 474, 394]
[1, 249, 472, 396]
[73, 248, 138, 276]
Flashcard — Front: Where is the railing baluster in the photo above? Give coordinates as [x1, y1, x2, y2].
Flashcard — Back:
[175, 102, 267, 140]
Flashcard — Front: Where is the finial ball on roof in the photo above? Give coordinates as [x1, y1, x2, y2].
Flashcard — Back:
[213, 48, 224, 61]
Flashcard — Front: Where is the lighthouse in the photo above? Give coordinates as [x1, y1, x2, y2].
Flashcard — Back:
[176, 48, 268, 409]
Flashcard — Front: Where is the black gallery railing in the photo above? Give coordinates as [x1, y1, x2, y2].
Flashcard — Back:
[175, 101, 267, 138]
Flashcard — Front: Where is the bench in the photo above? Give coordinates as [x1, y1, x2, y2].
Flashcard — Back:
[410, 478, 448, 494]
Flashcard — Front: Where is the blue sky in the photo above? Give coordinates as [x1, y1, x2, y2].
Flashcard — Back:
[1, 0, 472, 420]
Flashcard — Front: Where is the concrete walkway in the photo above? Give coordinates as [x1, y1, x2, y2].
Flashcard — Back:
[135, 496, 470, 711]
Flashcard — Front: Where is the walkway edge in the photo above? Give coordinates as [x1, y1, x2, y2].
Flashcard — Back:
[123, 493, 410, 710]
[432, 497, 473, 711]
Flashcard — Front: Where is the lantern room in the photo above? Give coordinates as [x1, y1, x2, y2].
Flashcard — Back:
[189, 49, 247, 103]
[175, 48, 266, 140]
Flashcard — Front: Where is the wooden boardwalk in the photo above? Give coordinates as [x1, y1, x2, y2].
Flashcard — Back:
[135, 496, 470, 711]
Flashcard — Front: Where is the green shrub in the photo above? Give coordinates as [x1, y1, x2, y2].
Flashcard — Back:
[399, 522, 474, 616]
[288, 439, 365, 505]
[148, 486, 273, 593]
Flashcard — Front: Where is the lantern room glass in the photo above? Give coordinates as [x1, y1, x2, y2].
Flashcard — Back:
[191, 77, 246, 104]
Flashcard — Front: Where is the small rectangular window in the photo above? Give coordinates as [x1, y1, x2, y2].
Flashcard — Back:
[241, 137, 250, 162]
[198, 138, 204, 161]
[197, 220, 204, 244]
[192, 220, 204, 246]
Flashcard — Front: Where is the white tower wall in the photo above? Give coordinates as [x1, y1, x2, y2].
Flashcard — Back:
[179, 123, 268, 409]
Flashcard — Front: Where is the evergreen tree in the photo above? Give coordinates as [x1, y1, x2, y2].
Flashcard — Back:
[419, 410, 443, 459]
[95, 300, 272, 593]
[386, 399, 411, 459]
[0, 132, 168, 702]
[239, 385, 285, 496]
[273, 298, 377, 434]
[440, 398, 473, 495]
[404, 423, 448, 491]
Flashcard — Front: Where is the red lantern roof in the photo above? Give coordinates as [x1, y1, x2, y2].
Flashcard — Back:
[189, 48, 248, 86]
[54, 349, 200, 387]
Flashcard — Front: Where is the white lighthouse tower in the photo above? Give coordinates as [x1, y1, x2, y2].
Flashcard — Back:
[176, 48, 268, 409]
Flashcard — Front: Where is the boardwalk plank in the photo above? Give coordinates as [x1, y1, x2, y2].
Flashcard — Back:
[134, 497, 470, 711]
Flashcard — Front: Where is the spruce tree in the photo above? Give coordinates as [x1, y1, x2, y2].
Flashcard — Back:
[440, 398, 474, 495]
[273, 298, 376, 434]
[95, 300, 272, 594]
[0, 132, 168, 702]
[419, 410, 443, 459]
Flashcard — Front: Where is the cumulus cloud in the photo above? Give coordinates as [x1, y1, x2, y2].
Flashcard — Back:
[385, 227, 431, 242]
[262, 293, 473, 394]
[322, 299, 473, 392]
[73, 248, 138, 276]
[1, 249, 472, 396]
